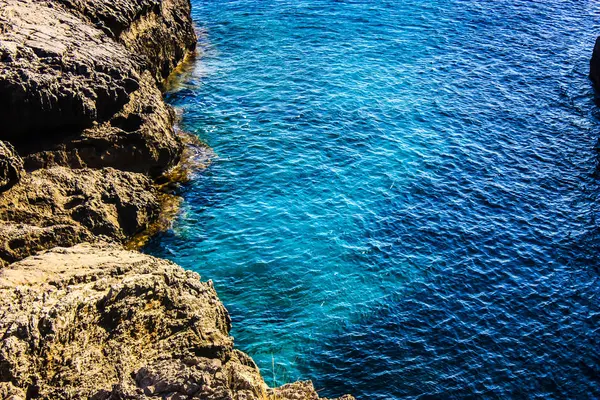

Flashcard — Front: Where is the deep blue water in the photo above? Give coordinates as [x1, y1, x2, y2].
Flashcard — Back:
[146, 1, 600, 398]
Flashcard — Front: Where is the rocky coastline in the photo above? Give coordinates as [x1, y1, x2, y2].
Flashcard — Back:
[0, 1, 352, 398]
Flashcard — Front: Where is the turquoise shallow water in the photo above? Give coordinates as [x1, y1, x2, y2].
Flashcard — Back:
[146, 1, 600, 398]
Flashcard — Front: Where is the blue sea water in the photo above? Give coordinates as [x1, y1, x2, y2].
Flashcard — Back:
[146, 1, 600, 398]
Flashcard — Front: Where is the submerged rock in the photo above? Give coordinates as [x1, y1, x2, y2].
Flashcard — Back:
[0, 244, 353, 400]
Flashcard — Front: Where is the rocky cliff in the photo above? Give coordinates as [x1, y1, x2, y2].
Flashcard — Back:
[0, 1, 352, 398]
[0, 0, 196, 264]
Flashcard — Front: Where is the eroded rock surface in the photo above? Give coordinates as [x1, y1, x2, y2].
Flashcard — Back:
[0, 0, 191, 174]
[22, 72, 183, 176]
[0, 141, 23, 192]
[0, 0, 354, 398]
[0, 0, 142, 140]
[52, 0, 197, 81]
[0, 244, 353, 400]
[0, 167, 160, 266]
[0, 0, 198, 263]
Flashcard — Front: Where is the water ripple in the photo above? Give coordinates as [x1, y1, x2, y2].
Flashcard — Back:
[147, 0, 600, 398]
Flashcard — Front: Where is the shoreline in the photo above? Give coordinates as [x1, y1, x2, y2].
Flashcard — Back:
[126, 129, 216, 250]
[0, 0, 353, 398]
[128, 48, 216, 250]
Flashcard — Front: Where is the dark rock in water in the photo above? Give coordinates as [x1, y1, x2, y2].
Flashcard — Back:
[590, 36, 600, 88]
[0, 244, 353, 400]
[0, 142, 23, 192]
[0, 0, 142, 140]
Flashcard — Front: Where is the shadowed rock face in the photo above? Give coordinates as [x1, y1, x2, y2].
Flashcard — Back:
[0, 244, 353, 400]
[0, 0, 192, 174]
[22, 72, 183, 177]
[0, 0, 195, 141]
[0, 0, 142, 140]
[0, 167, 160, 266]
[0, 0, 198, 263]
[0, 142, 23, 192]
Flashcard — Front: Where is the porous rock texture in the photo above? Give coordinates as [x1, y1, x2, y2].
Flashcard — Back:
[0, 0, 191, 174]
[0, 244, 353, 400]
[0, 167, 159, 267]
[0, 0, 197, 264]
[52, 0, 197, 81]
[0, 141, 23, 192]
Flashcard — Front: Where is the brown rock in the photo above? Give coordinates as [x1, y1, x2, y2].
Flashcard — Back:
[0, 223, 92, 268]
[23, 72, 183, 177]
[0, 0, 142, 140]
[0, 0, 191, 175]
[0, 244, 353, 400]
[52, 0, 197, 81]
[591, 36, 600, 89]
[0, 382, 25, 400]
[0, 0, 200, 264]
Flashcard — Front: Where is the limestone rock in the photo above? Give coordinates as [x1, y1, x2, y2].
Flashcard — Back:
[0, 0, 201, 264]
[0, 167, 160, 265]
[0, 244, 353, 400]
[23, 72, 183, 177]
[0, 0, 142, 140]
[0, 382, 25, 400]
[0, 223, 92, 269]
[52, 0, 197, 81]
[0, 0, 189, 175]
[270, 382, 356, 400]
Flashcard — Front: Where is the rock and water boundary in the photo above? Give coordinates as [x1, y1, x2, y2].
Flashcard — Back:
[0, 1, 353, 398]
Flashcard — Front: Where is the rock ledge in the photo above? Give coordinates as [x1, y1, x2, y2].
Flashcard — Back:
[0, 244, 352, 400]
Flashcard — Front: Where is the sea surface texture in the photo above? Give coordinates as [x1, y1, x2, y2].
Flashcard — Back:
[146, 1, 600, 398]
